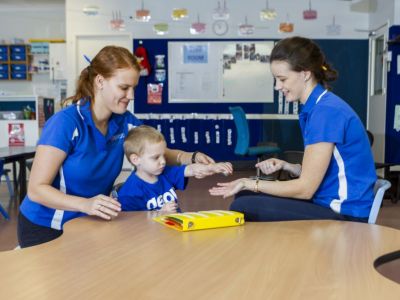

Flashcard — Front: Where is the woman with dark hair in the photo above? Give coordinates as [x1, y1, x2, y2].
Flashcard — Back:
[19, 46, 214, 248]
[210, 36, 376, 222]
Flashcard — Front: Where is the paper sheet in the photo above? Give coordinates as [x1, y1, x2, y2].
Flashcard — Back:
[394, 105, 400, 132]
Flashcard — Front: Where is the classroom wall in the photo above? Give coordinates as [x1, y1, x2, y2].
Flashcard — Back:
[0, 2, 65, 96]
[63, 0, 382, 159]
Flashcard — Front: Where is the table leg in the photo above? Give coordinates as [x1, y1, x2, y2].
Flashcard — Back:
[12, 161, 18, 196]
[19, 159, 27, 203]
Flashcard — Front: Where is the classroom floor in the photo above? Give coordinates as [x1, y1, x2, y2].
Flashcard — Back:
[1, 169, 400, 252]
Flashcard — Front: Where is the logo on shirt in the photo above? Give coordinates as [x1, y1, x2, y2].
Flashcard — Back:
[147, 188, 178, 210]
[109, 133, 125, 143]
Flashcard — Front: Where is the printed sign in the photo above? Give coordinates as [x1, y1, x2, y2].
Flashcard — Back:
[8, 123, 25, 146]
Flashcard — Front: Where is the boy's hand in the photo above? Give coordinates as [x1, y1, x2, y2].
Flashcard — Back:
[210, 162, 233, 176]
[160, 201, 178, 213]
[189, 162, 233, 179]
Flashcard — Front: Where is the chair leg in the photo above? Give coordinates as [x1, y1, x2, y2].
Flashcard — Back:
[4, 172, 14, 198]
[0, 204, 9, 220]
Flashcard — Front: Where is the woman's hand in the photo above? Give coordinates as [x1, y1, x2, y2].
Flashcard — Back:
[256, 158, 287, 175]
[193, 152, 215, 164]
[160, 201, 178, 213]
[83, 194, 121, 220]
[209, 178, 249, 198]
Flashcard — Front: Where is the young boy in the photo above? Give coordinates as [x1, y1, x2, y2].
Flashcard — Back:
[117, 125, 233, 213]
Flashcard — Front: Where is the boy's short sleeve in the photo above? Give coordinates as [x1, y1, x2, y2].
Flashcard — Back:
[304, 105, 347, 146]
[163, 166, 188, 190]
[38, 112, 76, 154]
[118, 179, 148, 211]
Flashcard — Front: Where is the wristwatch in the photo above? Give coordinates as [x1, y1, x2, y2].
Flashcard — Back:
[191, 151, 199, 163]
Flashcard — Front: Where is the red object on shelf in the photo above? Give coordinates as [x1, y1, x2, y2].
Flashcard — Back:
[8, 123, 25, 146]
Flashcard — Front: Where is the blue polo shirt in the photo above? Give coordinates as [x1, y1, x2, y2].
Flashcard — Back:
[299, 84, 376, 218]
[118, 166, 187, 211]
[20, 100, 142, 229]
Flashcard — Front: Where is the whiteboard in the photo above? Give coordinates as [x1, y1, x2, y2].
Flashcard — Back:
[168, 41, 274, 103]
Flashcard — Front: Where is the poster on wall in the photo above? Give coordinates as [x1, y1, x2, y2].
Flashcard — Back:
[38, 97, 55, 128]
[8, 123, 25, 146]
[147, 83, 163, 104]
[168, 41, 274, 103]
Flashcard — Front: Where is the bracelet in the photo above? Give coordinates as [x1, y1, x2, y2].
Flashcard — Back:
[254, 178, 260, 193]
[191, 151, 199, 164]
[176, 152, 183, 165]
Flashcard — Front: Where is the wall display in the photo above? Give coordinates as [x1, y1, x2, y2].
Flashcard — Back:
[135, 0, 151, 22]
[326, 16, 341, 36]
[38, 97, 55, 128]
[190, 15, 206, 35]
[154, 23, 169, 35]
[8, 123, 25, 146]
[260, 0, 277, 21]
[303, 0, 317, 20]
[168, 41, 274, 103]
[279, 14, 294, 33]
[238, 16, 255, 36]
[212, 20, 229, 36]
[135, 43, 151, 76]
[147, 83, 163, 105]
[171, 8, 188, 21]
[110, 10, 125, 31]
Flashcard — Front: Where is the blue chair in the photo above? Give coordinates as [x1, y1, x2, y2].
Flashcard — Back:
[0, 159, 10, 220]
[229, 106, 281, 178]
[368, 179, 391, 224]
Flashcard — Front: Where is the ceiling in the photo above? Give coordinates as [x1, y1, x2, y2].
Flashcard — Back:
[0, 0, 64, 4]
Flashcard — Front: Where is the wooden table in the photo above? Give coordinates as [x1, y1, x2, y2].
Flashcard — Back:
[0, 213, 399, 299]
[0, 146, 36, 202]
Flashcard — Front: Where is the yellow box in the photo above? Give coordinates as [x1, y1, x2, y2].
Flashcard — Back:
[153, 210, 245, 231]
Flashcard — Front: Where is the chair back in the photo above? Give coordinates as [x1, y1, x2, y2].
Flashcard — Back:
[0, 159, 10, 220]
[229, 106, 250, 156]
[368, 179, 391, 224]
[0, 159, 3, 177]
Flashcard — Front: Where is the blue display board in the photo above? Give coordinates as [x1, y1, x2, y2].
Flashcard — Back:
[385, 25, 400, 163]
[133, 38, 369, 160]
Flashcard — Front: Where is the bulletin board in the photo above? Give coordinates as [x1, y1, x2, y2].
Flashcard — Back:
[168, 41, 274, 103]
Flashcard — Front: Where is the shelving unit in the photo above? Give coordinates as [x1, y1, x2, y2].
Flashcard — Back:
[0, 95, 39, 147]
[0, 44, 32, 81]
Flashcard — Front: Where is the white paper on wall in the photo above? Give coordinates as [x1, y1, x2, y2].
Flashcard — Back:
[278, 91, 283, 114]
[394, 105, 400, 132]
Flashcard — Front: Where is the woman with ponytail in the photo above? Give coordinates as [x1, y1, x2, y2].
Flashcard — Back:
[210, 36, 376, 222]
[18, 46, 214, 247]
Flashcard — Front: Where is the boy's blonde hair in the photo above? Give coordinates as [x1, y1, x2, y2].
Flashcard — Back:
[124, 125, 165, 159]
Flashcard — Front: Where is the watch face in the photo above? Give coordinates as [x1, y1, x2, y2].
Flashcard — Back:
[212, 20, 229, 36]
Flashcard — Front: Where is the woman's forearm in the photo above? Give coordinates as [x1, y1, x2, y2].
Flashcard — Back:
[284, 163, 302, 178]
[165, 148, 192, 165]
[28, 183, 87, 212]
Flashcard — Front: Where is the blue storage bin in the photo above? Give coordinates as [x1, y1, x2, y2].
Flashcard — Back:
[0, 46, 7, 54]
[10, 53, 26, 61]
[10, 45, 26, 54]
[0, 64, 8, 72]
[0, 72, 9, 79]
[11, 72, 27, 80]
[0, 53, 7, 61]
[11, 64, 27, 72]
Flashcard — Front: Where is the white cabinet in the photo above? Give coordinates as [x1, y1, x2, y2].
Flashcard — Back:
[49, 43, 67, 81]
[0, 96, 39, 147]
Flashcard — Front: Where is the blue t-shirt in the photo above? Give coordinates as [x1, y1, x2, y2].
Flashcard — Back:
[118, 166, 187, 211]
[20, 100, 142, 229]
[299, 84, 377, 218]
